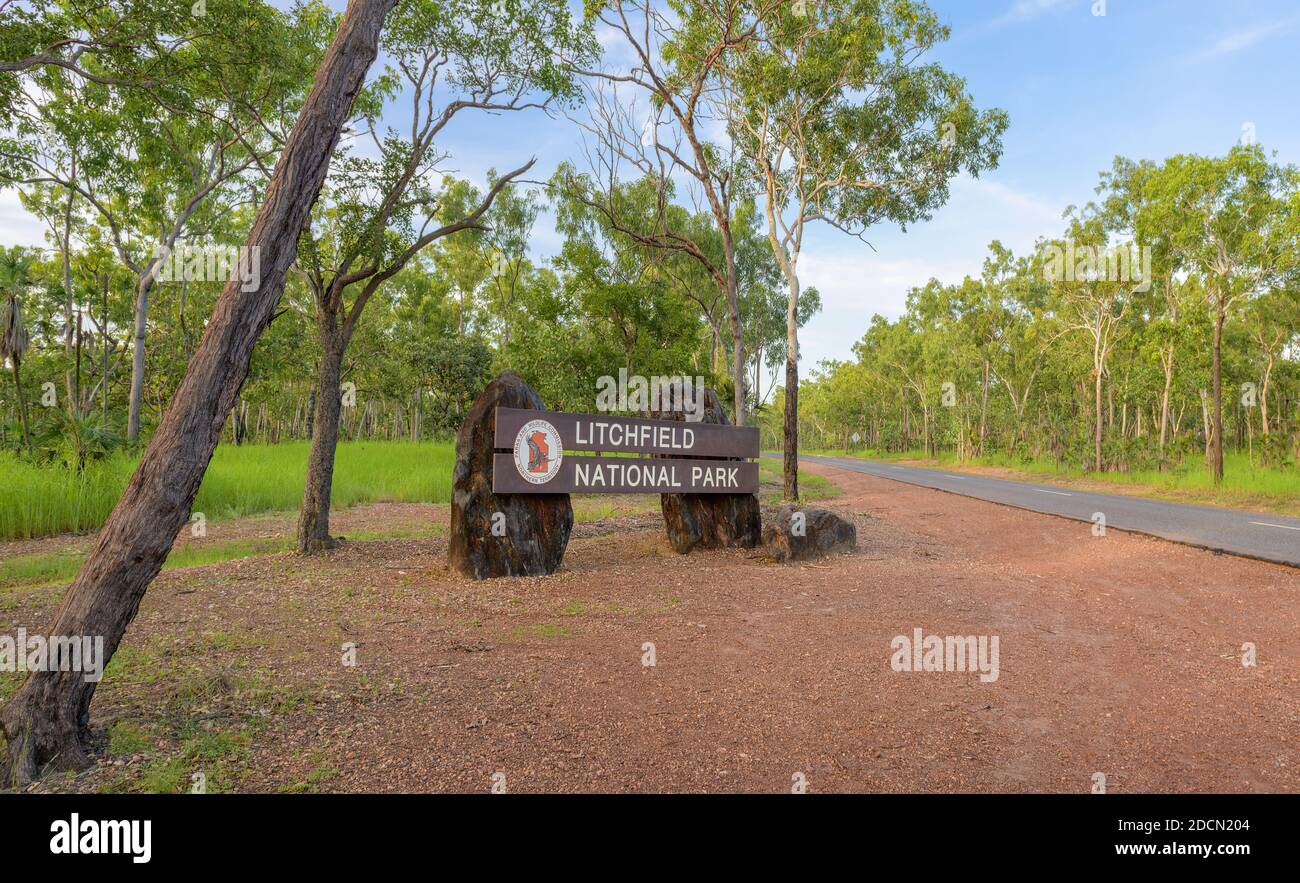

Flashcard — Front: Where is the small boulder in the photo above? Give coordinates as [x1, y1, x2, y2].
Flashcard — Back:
[652, 384, 761, 554]
[763, 504, 857, 562]
[448, 371, 573, 578]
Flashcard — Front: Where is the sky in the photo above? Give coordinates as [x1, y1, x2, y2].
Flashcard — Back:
[3, 0, 1298, 372]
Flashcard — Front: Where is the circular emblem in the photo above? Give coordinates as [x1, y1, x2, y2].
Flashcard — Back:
[513, 418, 563, 484]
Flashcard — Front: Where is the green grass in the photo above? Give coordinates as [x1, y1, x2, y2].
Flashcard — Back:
[107, 720, 153, 755]
[2, 440, 810, 543]
[801, 447, 1300, 517]
[279, 762, 341, 794]
[572, 500, 622, 521]
[758, 456, 840, 504]
[1, 439, 830, 556]
[0, 549, 84, 588]
[556, 599, 586, 616]
[0, 440, 455, 540]
[511, 622, 571, 639]
[133, 727, 252, 794]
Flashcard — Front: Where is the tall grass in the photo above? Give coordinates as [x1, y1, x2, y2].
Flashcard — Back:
[948, 449, 1299, 495]
[0, 441, 456, 540]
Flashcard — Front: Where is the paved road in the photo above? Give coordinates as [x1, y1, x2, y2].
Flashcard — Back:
[785, 454, 1300, 569]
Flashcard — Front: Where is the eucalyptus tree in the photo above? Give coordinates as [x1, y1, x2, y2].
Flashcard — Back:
[741, 277, 819, 414]
[874, 294, 947, 456]
[293, 0, 594, 553]
[979, 243, 1050, 452]
[934, 277, 994, 460]
[550, 168, 706, 379]
[70, 229, 139, 419]
[426, 180, 493, 335]
[571, 0, 758, 424]
[1137, 145, 1300, 482]
[731, 197, 815, 411]
[15, 181, 80, 414]
[1098, 156, 1191, 456]
[0, 0, 186, 85]
[480, 174, 541, 350]
[706, 0, 1006, 498]
[1, 0, 400, 787]
[1, 1, 329, 439]
[1246, 288, 1299, 436]
[1041, 214, 1135, 472]
[500, 262, 624, 410]
[792, 152, 1299, 470]
[801, 356, 871, 448]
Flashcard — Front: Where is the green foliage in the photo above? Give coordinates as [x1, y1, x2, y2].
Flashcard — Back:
[414, 336, 494, 435]
[2, 1, 1294, 542]
[33, 409, 125, 471]
[792, 146, 1299, 488]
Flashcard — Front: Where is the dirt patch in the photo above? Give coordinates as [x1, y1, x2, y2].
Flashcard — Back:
[4, 464, 1296, 793]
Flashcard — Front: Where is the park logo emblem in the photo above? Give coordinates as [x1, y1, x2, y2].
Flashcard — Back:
[512, 417, 563, 484]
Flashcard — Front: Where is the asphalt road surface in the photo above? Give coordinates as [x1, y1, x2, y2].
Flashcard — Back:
[788, 454, 1300, 569]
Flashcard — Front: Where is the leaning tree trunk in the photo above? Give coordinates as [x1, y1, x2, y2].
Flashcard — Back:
[297, 315, 346, 552]
[0, 0, 398, 787]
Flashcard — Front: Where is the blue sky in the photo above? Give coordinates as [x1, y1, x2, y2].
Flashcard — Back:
[3, 0, 1297, 370]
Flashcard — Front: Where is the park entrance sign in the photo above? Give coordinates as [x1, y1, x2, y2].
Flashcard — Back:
[491, 407, 760, 494]
[450, 372, 763, 579]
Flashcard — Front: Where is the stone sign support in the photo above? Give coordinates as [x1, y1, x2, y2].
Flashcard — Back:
[651, 385, 761, 554]
[448, 371, 573, 579]
[452, 372, 765, 578]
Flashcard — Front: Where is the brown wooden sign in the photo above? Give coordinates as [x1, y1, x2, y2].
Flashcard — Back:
[493, 407, 759, 458]
[491, 406, 759, 495]
[492, 454, 759, 494]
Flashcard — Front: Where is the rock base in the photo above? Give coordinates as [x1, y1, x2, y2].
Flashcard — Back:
[763, 504, 857, 562]
[448, 371, 573, 578]
[653, 385, 761, 554]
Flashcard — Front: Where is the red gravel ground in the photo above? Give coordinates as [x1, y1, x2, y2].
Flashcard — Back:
[6, 461, 1297, 793]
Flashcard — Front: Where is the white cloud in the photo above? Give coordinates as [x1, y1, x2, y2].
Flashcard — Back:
[950, 175, 1064, 228]
[1187, 15, 1299, 62]
[595, 24, 627, 52]
[950, 0, 1084, 47]
[794, 249, 971, 367]
[790, 173, 1067, 367]
[958, 0, 1082, 36]
[1000, 0, 1079, 23]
